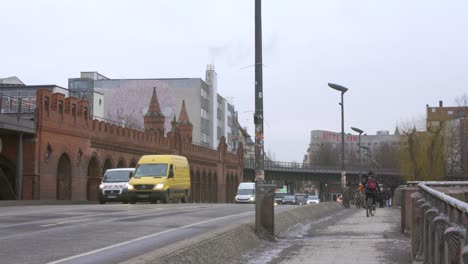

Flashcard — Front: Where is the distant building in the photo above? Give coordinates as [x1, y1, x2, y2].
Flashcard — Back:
[426, 100, 468, 179]
[305, 130, 401, 169]
[0, 77, 25, 86]
[0, 83, 103, 116]
[68, 65, 239, 150]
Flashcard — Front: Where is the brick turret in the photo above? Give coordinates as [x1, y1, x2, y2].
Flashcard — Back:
[144, 87, 165, 134]
[177, 100, 193, 142]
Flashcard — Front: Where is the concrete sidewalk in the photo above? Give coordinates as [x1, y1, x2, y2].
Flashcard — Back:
[241, 206, 412, 264]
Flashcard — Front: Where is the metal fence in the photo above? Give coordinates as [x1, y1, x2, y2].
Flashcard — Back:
[0, 93, 36, 114]
[243, 158, 399, 175]
[409, 181, 468, 263]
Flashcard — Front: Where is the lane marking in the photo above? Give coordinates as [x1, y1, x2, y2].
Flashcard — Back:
[0, 204, 207, 229]
[40, 219, 92, 227]
[47, 211, 253, 264]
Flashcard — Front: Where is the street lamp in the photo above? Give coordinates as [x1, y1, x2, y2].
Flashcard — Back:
[351, 126, 364, 183]
[328, 83, 348, 178]
[328, 82, 349, 208]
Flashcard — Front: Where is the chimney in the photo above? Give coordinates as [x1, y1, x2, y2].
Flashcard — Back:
[439, 100, 443, 107]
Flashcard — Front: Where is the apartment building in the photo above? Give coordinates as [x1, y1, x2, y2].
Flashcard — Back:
[68, 65, 238, 150]
[426, 100, 468, 178]
[305, 129, 401, 169]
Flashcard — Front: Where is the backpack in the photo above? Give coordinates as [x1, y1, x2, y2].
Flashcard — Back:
[366, 177, 377, 191]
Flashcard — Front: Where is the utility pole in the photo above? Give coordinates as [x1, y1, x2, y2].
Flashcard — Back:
[254, 0, 274, 237]
[254, 0, 264, 183]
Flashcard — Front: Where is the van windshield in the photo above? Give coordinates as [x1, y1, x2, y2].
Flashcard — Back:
[103, 170, 132, 183]
[237, 189, 254, 195]
[134, 164, 168, 177]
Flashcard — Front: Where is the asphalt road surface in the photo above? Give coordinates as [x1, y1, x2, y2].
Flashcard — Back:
[0, 203, 278, 264]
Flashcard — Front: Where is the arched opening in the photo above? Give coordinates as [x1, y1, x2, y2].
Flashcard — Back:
[56, 153, 72, 200]
[201, 171, 207, 203]
[103, 158, 113, 173]
[129, 159, 137, 168]
[194, 171, 201, 203]
[213, 172, 218, 203]
[0, 155, 16, 200]
[86, 156, 100, 201]
[190, 169, 195, 203]
[207, 172, 213, 203]
[117, 159, 126, 168]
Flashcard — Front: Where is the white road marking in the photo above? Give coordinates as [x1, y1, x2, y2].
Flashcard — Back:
[47, 211, 253, 264]
[40, 219, 91, 227]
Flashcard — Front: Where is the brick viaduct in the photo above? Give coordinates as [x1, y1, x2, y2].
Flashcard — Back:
[1, 89, 244, 203]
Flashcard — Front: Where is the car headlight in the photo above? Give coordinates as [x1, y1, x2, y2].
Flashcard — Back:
[249, 196, 255, 201]
[127, 184, 134, 190]
[155, 183, 164, 189]
[99, 184, 104, 189]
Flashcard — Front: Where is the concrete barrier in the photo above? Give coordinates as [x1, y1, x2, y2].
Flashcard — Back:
[122, 202, 344, 264]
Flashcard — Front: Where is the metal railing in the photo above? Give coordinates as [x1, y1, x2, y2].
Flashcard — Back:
[243, 158, 399, 175]
[0, 93, 36, 114]
[410, 181, 468, 263]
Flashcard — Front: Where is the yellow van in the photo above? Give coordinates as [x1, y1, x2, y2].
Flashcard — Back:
[127, 155, 191, 204]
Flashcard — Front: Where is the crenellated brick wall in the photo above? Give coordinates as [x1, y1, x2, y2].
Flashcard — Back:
[23, 89, 243, 202]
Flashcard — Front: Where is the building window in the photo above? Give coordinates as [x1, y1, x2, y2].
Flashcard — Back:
[201, 108, 208, 119]
[201, 88, 208, 99]
[448, 110, 453, 115]
[201, 132, 209, 143]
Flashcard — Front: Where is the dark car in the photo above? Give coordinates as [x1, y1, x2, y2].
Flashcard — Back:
[274, 193, 286, 204]
[295, 193, 308, 205]
[281, 195, 298, 205]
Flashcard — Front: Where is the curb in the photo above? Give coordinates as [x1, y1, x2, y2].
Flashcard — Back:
[121, 202, 344, 264]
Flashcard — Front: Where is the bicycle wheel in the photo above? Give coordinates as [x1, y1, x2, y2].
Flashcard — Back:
[366, 198, 371, 217]
[370, 197, 376, 216]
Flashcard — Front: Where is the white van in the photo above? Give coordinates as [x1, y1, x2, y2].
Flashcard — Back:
[235, 182, 255, 203]
[98, 168, 135, 204]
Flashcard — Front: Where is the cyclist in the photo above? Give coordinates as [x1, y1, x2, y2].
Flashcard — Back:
[357, 171, 381, 209]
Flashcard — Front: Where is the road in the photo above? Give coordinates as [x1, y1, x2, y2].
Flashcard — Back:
[0, 203, 287, 264]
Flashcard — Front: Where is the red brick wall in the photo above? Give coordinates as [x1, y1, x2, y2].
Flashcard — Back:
[24, 89, 243, 202]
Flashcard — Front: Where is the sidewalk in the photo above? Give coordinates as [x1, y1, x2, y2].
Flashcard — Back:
[241, 206, 412, 264]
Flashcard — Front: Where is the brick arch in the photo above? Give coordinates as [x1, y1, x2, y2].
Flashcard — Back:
[117, 158, 126, 168]
[226, 173, 235, 203]
[190, 168, 195, 203]
[87, 154, 100, 201]
[0, 155, 16, 200]
[207, 172, 213, 203]
[102, 156, 114, 174]
[212, 172, 218, 203]
[194, 169, 201, 203]
[56, 153, 72, 200]
[129, 159, 137, 168]
[201, 170, 207, 203]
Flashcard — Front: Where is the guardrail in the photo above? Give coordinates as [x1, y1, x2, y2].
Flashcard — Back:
[243, 158, 399, 175]
[0, 93, 36, 114]
[409, 181, 468, 263]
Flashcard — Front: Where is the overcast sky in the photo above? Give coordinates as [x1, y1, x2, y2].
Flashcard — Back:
[2, 0, 467, 162]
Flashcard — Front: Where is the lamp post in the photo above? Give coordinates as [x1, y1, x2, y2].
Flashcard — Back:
[328, 83, 348, 207]
[351, 127, 364, 184]
[328, 83, 348, 179]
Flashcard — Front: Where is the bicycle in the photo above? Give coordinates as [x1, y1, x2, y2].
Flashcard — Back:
[366, 194, 376, 217]
[353, 191, 363, 210]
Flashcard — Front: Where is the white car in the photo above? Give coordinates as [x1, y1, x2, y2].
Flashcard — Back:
[307, 195, 320, 205]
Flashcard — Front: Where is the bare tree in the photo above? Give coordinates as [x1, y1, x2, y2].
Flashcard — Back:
[374, 142, 400, 169]
[455, 93, 468, 107]
[443, 120, 463, 178]
[314, 142, 339, 167]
